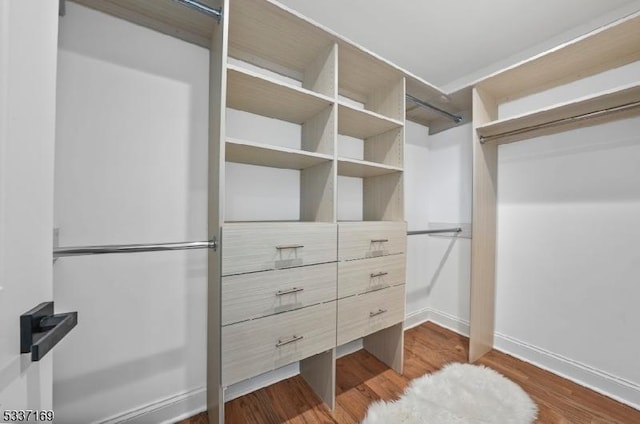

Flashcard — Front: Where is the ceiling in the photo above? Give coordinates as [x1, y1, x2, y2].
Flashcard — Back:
[277, 0, 640, 90]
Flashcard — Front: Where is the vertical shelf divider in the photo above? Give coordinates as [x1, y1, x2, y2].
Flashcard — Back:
[469, 87, 499, 363]
[300, 42, 338, 408]
[300, 43, 338, 224]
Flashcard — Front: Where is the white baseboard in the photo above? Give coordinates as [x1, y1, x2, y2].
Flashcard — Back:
[426, 307, 640, 410]
[97, 386, 206, 424]
[404, 307, 432, 329]
[427, 308, 470, 337]
[101, 308, 640, 423]
[224, 362, 299, 402]
[494, 332, 640, 410]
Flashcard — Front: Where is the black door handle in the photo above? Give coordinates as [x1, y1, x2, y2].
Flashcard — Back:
[21, 302, 78, 361]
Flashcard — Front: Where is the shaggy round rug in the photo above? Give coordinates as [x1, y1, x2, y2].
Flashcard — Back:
[362, 363, 538, 424]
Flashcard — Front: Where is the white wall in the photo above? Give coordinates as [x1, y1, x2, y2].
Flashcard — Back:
[54, 4, 209, 423]
[404, 122, 472, 328]
[423, 60, 640, 408]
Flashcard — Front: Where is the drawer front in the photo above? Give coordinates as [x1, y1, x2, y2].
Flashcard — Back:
[337, 285, 405, 345]
[222, 302, 336, 386]
[222, 262, 337, 325]
[338, 254, 405, 299]
[222, 222, 337, 275]
[338, 222, 406, 261]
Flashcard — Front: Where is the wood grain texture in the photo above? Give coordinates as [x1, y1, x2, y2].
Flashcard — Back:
[366, 77, 405, 121]
[70, 0, 216, 48]
[301, 104, 336, 155]
[478, 12, 640, 102]
[362, 172, 404, 221]
[363, 128, 404, 168]
[337, 103, 403, 139]
[221, 301, 336, 386]
[469, 87, 499, 363]
[337, 222, 406, 261]
[225, 138, 333, 170]
[337, 253, 405, 299]
[303, 43, 337, 97]
[338, 44, 402, 105]
[207, 2, 228, 422]
[221, 262, 337, 325]
[221, 222, 337, 275]
[337, 158, 402, 178]
[227, 0, 448, 124]
[363, 322, 404, 374]
[180, 322, 640, 424]
[300, 349, 336, 411]
[476, 82, 640, 145]
[226, 65, 333, 124]
[301, 160, 335, 223]
[336, 285, 405, 345]
[74, 0, 458, 129]
[448, 11, 640, 113]
[228, 0, 335, 78]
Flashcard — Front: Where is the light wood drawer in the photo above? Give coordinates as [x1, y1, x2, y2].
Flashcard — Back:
[338, 254, 405, 299]
[337, 285, 405, 345]
[222, 302, 336, 386]
[338, 221, 406, 261]
[222, 262, 337, 325]
[222, 222, 337, 275]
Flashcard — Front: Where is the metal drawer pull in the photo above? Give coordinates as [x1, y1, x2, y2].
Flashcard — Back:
[370, 272, 388, 278]
[276, 287, 304, 296]
[371, 239, 389, 243]
[276, 244, 304, 250]
[276, 335, 304, 347]
[369, 309, 388, 317]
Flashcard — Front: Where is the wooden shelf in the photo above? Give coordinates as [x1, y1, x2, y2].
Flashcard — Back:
[338, 45, 401, 103]
[228, 0, 335, 82]
[338, 103, 403, 139]
[70, 0, 217, 47]
[450, 11, 640, 110]
[225, 138, 333, 170]
[227, 64, 334, 124]
[476, 82, 640, 145]
[226, 0, 450, 126]
[337, 158, 402, 178]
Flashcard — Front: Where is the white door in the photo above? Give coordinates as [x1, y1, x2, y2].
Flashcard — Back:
[0, 0, 60, 420]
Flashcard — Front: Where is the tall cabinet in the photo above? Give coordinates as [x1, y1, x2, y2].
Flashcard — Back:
[68, 0, 460, 422]
[218, 0, 408, 413]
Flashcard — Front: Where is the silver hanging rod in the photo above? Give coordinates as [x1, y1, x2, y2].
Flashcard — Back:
[53, 238, 217, 258]
[406, 94, 463, 123]
[407, 227, 462, 236]
[480, 100, 640, 144]
[173, 0, 222, 21]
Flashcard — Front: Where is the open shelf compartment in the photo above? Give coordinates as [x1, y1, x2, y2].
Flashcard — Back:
[477, 81, 640, 145]
[227, 65, 334, 124]
[226, 138, 333, 170]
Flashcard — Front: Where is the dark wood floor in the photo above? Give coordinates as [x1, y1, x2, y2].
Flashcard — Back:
[179, 322, 640, 424]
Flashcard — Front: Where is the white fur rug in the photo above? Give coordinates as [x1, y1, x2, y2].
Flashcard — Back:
[362, 363, 538, 424]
